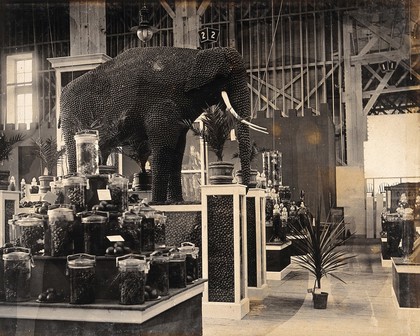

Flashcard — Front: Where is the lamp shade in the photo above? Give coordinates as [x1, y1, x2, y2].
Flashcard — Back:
[137, 27, 153, 42]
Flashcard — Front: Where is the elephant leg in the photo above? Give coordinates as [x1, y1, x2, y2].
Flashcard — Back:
[150, 146, 174, 203]
[63, 130, 77, 173]
[146, 102, 181, 203]
[167, 131, 187, 203]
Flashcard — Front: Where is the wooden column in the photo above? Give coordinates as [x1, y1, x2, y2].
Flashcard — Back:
[343, 14, 366, 166]
[69, 0, 106, 56]
[173, 0, 200, 49]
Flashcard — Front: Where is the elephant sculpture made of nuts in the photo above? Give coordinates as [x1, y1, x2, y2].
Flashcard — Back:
[60, 46, 267, 204]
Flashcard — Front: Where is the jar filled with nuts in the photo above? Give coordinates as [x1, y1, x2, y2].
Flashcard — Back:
[48, 206, 75, 257]
[108, 174, 129, 212]
[74, 130, 99, 175]
[15, 215, 45, 255]
[63, 174, 87, 212]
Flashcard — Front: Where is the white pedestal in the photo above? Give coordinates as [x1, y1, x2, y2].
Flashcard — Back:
[246, 189, 268, 301]
[0, 191, 20, 245]
[201, 184, 249, 319]
[266, 241, 292, 280]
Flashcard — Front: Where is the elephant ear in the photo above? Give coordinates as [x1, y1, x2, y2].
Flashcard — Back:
[185, 48, 231, 92]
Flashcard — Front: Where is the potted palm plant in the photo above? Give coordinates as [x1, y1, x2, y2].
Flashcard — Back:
[32, 136, 66, 192]
[0, 132, 25, 190]
[184, 103, 236, 185]
[288, 208, 355, 309]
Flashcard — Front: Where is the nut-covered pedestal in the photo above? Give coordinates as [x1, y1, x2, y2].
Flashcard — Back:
[201, 184, 249, 320]
[245, 189, 268, 300]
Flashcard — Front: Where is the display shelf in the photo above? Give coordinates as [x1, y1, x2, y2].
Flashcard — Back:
[246, 189, 268, 301]
[0, 280, 206, 336]
[201, 184, 249, 320]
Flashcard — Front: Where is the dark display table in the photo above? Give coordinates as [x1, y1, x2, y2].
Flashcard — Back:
[392, 258, 420, 308]
[0, 279, 205, 336]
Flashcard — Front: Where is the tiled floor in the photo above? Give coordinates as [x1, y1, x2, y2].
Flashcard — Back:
[202, 238, 420, 336]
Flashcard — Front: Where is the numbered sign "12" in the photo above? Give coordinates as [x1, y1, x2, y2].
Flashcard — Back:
[198, 28, 220, 43]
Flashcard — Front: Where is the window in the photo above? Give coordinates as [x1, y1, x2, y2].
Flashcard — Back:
[6, 53, 35, 128]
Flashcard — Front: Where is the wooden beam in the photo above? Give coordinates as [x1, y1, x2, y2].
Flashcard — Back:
[159, 0, 175, 19]
[363, 70, 394, 114]
[197, 0, 211, 16]
[362, 84, 420, 98]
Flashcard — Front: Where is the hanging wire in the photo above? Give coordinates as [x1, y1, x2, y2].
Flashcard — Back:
[409, 0, 412, 80]
[253, 0, 284, 119]
[247, 1, 284, 150]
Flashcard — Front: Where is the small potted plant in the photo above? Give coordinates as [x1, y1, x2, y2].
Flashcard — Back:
[233, 140, 265, 187]
[32, 136, 66, 192]
[184, 103, 236, 185]
[0, 132, 25, 190]
[120, 138, 152, 191]
[288, 207, 355, 309]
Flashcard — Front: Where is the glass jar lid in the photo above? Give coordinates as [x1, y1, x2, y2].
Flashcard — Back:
[81, 213, 107, 224]
[48, 207, 74, 217]
[109, 173, 128, 184]
[75, 129, 99, 138]
[122, 211, 142, 221]
[3, 247, 31, 261]
[63, 174, 87, 186]
[16, 216, 44, 227]
[116, 254, 149, 272]
[67, 253, 96, 268]
[179, 242, 199, 258]
[149, 250, 170, 263]
[169, 249, 186, 260]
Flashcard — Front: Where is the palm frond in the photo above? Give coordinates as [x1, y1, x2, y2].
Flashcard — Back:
[32, 137, 65, 175]
[0, 133, 25, 162]
[288, 209, 356, 289]
[184, 104, 235, 161]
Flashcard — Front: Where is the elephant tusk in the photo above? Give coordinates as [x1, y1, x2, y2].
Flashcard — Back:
[245, 122, 269, 134]
[221, 91, 268, 134]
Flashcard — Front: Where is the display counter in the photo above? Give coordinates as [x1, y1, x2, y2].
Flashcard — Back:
[0, 279, 206, 336]
[266, 240, 291, 280]
[392, 258, 420, 308]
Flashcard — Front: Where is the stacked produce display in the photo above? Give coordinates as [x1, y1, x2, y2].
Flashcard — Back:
[1, 130, 200, 306]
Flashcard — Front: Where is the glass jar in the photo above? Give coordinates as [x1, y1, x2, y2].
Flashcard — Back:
[120, 211, 142, 253]
[3, 247, 34, 302]
[63, 174, 87, 211]
[51, 177, 65, 204]
[81, 212, 108, 255]
[146, 251, 170, 296]
[74, 130, 99, 175]
[67, 253, 96, 304]
[154, 212, 167, 247]
[168, 249, 187, 288]
[141, 217, 155, 252]
[15, 215, 45, 255]
[179, 242, 199, 282]
[132, 173, 140, 191]
[108, 174, 129, 212]
[116, 254, 149, 305]
[48, 206, 74, 257]
[8, 217, 18, 245]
